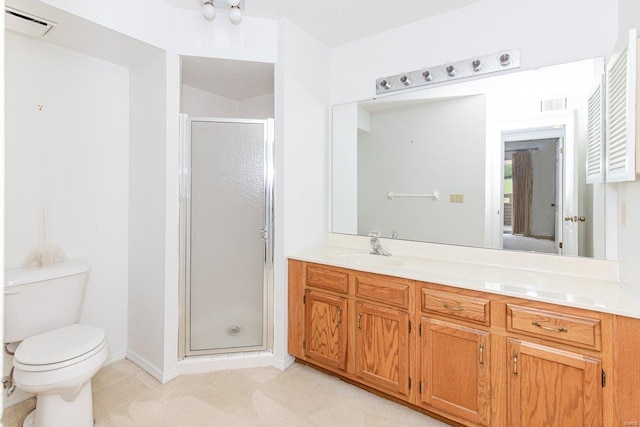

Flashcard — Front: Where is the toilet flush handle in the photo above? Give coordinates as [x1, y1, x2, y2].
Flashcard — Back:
[4, 288, 22, 295]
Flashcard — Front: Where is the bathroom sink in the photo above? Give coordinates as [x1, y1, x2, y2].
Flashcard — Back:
[335, 253, 403, 268]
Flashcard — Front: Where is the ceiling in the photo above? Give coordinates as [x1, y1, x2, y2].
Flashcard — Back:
[182, 56, 274, 100]
[173, 0, 487, 99]
[5, 0, 487, 101]
[165, 0, 486, 48]
[6, 0, 162, 67]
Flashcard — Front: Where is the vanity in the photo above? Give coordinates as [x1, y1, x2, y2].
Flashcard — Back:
[287, 242, 640, 427]
[292, 30, 640, 426]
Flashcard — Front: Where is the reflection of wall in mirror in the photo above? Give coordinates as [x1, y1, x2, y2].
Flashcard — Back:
[357, 95, 486, 246]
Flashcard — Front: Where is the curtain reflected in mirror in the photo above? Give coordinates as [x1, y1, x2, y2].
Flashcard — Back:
[512, 151, 533, 236]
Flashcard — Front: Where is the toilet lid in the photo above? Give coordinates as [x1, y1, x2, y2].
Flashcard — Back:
[14, 324, 106, 366]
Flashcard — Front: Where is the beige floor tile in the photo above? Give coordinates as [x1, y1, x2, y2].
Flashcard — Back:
[2, 397, 35, 427]
[4, 359, 450, 427]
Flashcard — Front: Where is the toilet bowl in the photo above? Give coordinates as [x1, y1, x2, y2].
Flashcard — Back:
[13, 324, 109, 427]
[4, 260, 108, 427]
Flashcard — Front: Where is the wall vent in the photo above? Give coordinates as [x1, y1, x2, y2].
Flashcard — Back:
[5, 7, 57, 37]
[540, 97, 567, 112]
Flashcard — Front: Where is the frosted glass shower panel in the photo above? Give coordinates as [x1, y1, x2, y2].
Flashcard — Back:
[189, 120, 267, 351]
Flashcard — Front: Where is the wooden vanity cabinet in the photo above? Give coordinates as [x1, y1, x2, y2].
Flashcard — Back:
[353, 272, 413, 397]
[288, 259, 640, 427]
[420, 318, 491, 426]
[507, 338, 602, 426]
[504, 301, 605, 427]
[418, 284, 492, 427]
[355, 301, 411, 396]
[304, 289, 348, 371]
[288, 261, 416, 400]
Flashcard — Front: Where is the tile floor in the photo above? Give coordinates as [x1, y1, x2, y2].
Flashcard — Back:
[3, 360, 450, 426]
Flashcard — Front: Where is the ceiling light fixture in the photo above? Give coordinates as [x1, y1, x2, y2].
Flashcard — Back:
[202, 1, 216, 19]
[375, 48, 520, 94]
[229, 6, 242, 24]
[201, 0, 244, 25]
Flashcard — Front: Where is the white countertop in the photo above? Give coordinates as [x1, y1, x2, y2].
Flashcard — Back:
[289, 245, 640, 319]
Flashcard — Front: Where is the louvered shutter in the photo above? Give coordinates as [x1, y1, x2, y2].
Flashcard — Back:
[586, 75, 605, 184]
[605, 29, 638, 182]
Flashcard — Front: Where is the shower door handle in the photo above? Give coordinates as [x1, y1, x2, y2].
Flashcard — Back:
[260, 228, 268, 241]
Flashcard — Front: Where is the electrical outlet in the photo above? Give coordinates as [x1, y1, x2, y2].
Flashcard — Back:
[450, 194, 464, 203]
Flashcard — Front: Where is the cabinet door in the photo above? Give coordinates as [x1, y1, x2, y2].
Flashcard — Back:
[355, 301, 410, 397]
[304, 289, 348, 371]
[508, 338, 602, 427]
[421, 318, 490, 426]
[605, 28, 638, 182]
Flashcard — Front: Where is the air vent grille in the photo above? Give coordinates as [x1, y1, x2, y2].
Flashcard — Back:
[5, 7, 57, 37]
[540, 97, 567, 112]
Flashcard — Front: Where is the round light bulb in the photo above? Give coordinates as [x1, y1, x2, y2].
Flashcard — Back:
[229, 7, 242, 24]
[202, 2, 216, 19]
[227, 0, 240, 7]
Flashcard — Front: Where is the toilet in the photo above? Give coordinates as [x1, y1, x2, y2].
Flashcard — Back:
[4, 260, 109, 427]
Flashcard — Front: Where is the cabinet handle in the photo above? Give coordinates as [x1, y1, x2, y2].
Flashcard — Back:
[441, 302, 465, 311]
[531, 321, 568, 333]
[357, 312, 362, 329]
[336, 307, 343, 325]
[479, 343, 484, 367]
[513, 352, 518, 376]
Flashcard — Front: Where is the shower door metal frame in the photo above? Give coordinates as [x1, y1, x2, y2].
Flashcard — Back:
[178, 115, 275, 358]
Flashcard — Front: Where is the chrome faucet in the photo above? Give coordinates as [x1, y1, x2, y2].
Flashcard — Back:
[368, 232, 391, 256]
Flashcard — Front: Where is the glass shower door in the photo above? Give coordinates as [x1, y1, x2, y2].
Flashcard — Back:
[185, 118, 273, 354]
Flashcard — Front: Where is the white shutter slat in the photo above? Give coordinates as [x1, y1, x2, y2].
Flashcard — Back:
[605, 29, 638, 182]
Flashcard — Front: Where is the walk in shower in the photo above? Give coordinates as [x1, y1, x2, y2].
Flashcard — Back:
[180, 116, 274, 356]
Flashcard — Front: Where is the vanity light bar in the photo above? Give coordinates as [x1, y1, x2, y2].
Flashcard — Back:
[375, 48, 521, 94]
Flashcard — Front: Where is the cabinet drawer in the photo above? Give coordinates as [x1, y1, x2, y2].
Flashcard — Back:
[355, 274, 411, 309]
[306, 264, 349, 294]
[507, 304, 601, 350]
[421, 288, 490, 326]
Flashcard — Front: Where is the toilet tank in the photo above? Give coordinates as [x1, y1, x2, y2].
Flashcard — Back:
[4, 260, 90, 343]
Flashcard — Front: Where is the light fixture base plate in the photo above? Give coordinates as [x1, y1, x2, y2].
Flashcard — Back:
[209, 0, 245, 10]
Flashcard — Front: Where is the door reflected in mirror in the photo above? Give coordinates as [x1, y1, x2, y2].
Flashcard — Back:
[332, 58, 607, 258]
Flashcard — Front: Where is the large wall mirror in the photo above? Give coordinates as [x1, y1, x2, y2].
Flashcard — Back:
[332, 58, 607, 259]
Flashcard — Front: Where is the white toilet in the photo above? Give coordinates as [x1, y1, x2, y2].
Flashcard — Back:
[4, 260, 109, 427]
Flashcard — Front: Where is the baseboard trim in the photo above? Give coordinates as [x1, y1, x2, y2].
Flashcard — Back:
[3, 389, 33, 409]
[273, 354, 295, 371]
[106, 350, 127, 366]
[125, 350, 177, 384]
[177, 351, 276, 375]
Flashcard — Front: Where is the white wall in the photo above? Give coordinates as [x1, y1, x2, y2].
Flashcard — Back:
[330, 0, 617, 105]
[175, 9, 277, 63]
[357, 96, 486, 246]
[5, 32, 130, 360]
[181, 84, 239, 117]
[616, 0, 640, 297]
[274, 18, 330, 368]
[40, 0, 176, 50]
[127, 49, 172, 381]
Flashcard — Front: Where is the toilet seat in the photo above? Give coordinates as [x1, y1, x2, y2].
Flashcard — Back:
[14, 324, 106, 372]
